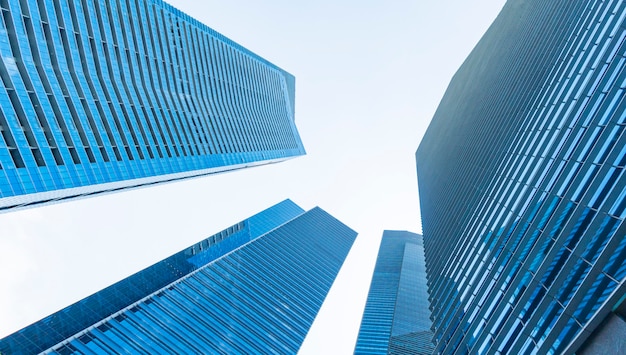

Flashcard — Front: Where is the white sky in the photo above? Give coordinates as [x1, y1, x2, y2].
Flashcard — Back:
[0, 1, 506, 353]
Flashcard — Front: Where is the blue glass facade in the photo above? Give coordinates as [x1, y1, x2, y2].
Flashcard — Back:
[416, 0, 626, 354]
[354, 231, 434, 355]
[0, 199, 357, 354]
[0, 0, 304, 212]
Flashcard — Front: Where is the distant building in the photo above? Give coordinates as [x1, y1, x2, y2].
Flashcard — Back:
[416, 0, 626, 353]
[0, 0, 304, 211]
[0, 200, 357, 354]
[354, 231, 434, 354]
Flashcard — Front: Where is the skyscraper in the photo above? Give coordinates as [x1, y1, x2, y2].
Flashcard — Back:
[416, 0, 626, 354]
[0, 199, 357, 354]
[0, 0, 304, 212]
[354, 231, 434, 355]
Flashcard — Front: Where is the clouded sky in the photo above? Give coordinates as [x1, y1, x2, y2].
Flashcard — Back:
[0, 1, 505, 353]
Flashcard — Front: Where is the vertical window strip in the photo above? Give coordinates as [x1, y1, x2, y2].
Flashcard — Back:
[167, 18, 203, 156]
[227, 46, 249, 153]
[56, 0, 110, 166]
[100, 0, 146, 161]
[77, 0, 127, 163]
[254, 59, 271, 151]
[271, 68, 286, 150]
[35, 0, 84, 170]
[18, 0, 66, 167]
[197, 24, 226, 155]
[234, 50, 255, 153]
[241, 55, 260, 152]
[199, 32, 227, 154]
[108, 0, 154, 161]
[220, 45, 242, 153]
[180, 22, 215, 155]
[276, 71, 294, 149]
[221, 40, 245, 153]
[194, 31, 223, 155]
[171, 15, 209, 157]
[164, 12, 203, 157]
[89, 0, 138, 162]
[0, 96, 25, 170]
[268, 68, 284, 150]
[124, 0, 173, 160]
[149, 4, 193, 158]
[207, 36, 231, 154]
[179, 26, 211, 155]
[250, 58, 266, 151]
[135, 0, 181, 159]
[113, 0, 158, 161]
[66, 0, 120, 166]
[1, 1, 48, 169]
[255, 62, 270, 151]
[213, 39, 236, 153]
[0, 5, 29, 170]
[116, 0, 163, 162]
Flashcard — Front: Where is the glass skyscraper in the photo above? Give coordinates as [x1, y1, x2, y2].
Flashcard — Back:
[0, 199, 357, 354]
[0, 0, 304, 212]
[416, 0, 626, 354]
[354, 231, 434, 355]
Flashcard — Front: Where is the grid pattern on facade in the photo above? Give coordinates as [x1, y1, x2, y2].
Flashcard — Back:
[388, 331, 435, 355]
[354, 231, 434, 355]
[0, 200, 357, 355]
[0, 0, 304, 211]
[416, 0, 626, 354]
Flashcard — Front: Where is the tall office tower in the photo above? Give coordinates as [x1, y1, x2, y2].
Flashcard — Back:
[416, 0, 626, 354]
[0, 200, 356, 354]
[0, 0, 304, 212]
[354, 231, 434, 355]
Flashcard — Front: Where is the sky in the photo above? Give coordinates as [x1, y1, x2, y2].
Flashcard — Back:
[0, 1, 506, 353]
